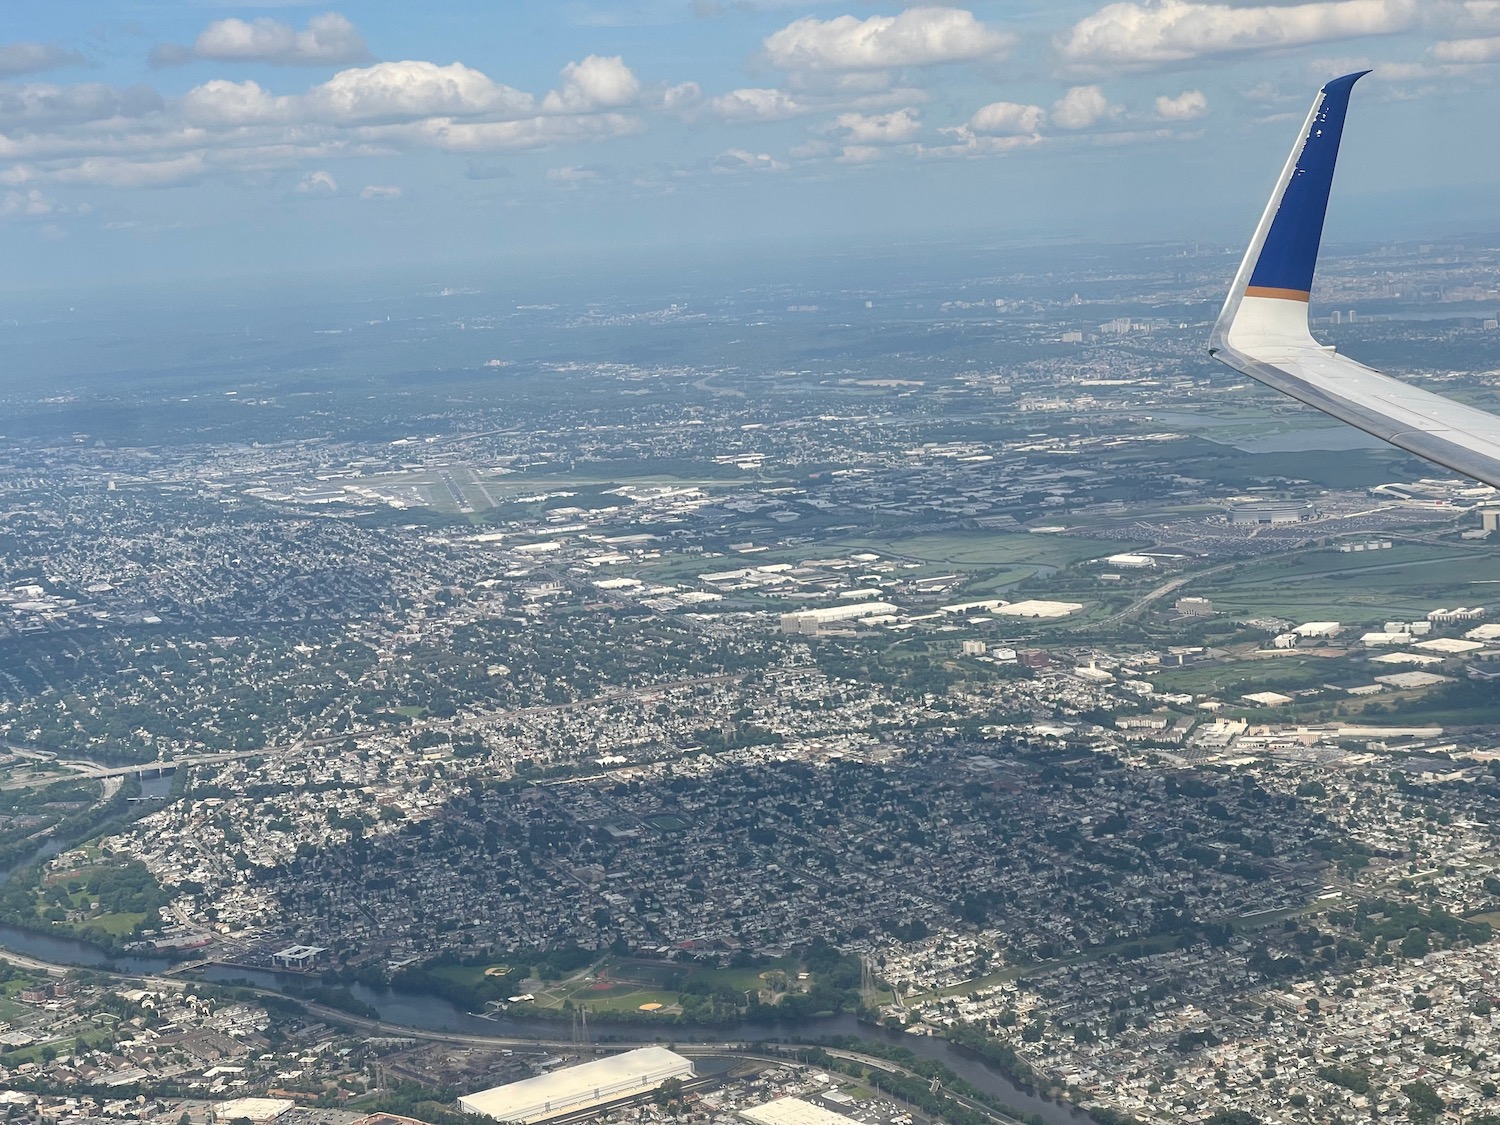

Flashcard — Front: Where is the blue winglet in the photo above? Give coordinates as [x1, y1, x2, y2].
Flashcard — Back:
[1245, 70, 1369, 300]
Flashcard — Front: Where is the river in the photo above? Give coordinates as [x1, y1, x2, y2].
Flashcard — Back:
[0, 774, 1088, 1125]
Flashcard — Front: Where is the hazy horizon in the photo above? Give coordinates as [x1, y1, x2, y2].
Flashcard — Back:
[2, 1, 1499, 288]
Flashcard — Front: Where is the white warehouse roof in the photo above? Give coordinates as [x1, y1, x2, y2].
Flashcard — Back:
[782, 601, 899, 623]
[459, 1047, 694, 1123]
[740, 1098, 853, 1125]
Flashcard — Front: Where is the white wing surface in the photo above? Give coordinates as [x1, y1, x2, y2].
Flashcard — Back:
[1208, 71, 1500, 488]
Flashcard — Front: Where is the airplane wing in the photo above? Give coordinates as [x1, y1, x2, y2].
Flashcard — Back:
[1208, 70, 1500, 488]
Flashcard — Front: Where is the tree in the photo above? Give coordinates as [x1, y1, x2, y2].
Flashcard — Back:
[654, 1077, 685, 1114]
[1203, 1112, 1262, 1125]
[1401, 1081, 1444, 1124]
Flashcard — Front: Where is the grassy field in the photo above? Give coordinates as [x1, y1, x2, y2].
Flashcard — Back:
[817, 531, 1127, 570]
[425, 954, 818, 1016]
[1153, 652, 1359, 698]
[523, 956, 793, 1015]
[84, 910, 147, 936]
[1191, 543, 1500, 624]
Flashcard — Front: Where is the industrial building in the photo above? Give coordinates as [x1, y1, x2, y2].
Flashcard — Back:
[209, 1099, 294, 1125]
[779, 601, 898, 634]
[1226, 500, 1316, 525]
[740, 1098, 854, 1125]
[458, 1047, 694, 1123]
[1176, 596, 1214, 617]
[1104, 552, 1156, 569]
[270, 944, 326, 970]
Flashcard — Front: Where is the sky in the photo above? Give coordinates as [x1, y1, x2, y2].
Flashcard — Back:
[2, 0, 1499, 288]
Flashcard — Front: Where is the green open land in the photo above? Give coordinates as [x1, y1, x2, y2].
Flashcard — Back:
[1152, 652, 1360, 699]
[816, 530, 1128, 571]
[1114, 436, 1425, 491]
[633, 528, 1135, 600]
[523, 955, 797, 1015]
[1188, 542, 1500, 624]
[411, 950, 885, 1020]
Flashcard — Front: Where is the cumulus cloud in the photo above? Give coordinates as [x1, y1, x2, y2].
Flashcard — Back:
[308, 61, 534, 124]
[764, 7, 1014, 72]
[967, 100, 1046, 136]
[297, 169, 338, 194]
[1056, 0, 1419, 72]
[829, 107, 922, 143]
[0, 42, 87, 78]
[180, 79, 290, 126]
[360, 183, 401, 199]
[152, 12, 369, 68]
[710, 87, 807, 121]
[0, 48, 665, 194]
[542, 56, 641, 113]
[1154, 88, 1207, 119]
[663, 81, 702, 112]
[1050, 85, 1121, 129]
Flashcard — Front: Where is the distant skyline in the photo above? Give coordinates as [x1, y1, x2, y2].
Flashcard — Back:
[2, 1, 1498, 287]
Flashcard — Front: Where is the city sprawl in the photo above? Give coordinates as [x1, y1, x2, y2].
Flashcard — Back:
[0, 238, 1499, 1125]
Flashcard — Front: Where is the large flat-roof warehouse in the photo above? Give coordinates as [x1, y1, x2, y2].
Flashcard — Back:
[458, 1047, 694, 1123]
[739, 1097, 854, 1125]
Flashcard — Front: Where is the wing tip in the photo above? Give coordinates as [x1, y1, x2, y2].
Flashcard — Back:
[1210, 70, 1370, 359]
[1322, 69, 1372, 95]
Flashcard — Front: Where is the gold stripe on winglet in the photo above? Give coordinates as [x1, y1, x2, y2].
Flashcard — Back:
[1244, 286, 1311, 301]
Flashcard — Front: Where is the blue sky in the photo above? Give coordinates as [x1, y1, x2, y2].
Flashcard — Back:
[2, 1, 1498, 287]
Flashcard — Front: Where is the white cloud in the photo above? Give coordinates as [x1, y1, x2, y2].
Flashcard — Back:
[360, 183, 401, 199]
[709, 83, 925, 123]
[662, 81, 702, 112]
[308, 61, 535, 124]
[967, 100, 1046, 136]
[711, 148, 792, 173]
[297, 169, 338, 194]
[829, 107, 922, 144]
[836, 144, 884, 163]
[0, 42, 87, 78]
[154, 13, 369, 68]
[1050, 85, 1121, 130]
[786, 68, 896, 95]
[542, 56, 641, 113]
[373, 113, 643, 153]
[1154, 89, 1207, 119]
[180, 80, 290, 126]
[49, 154, 207, 188]
[0, 82, 163, 127]
[710, 87, 807, 121]
[1430, 34, 1500, 60]
[0, 48, 682, 194]
[764, 7, 1015, 72]
[1056, 0, 1420, 72]
[0, 187, 56, 218]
